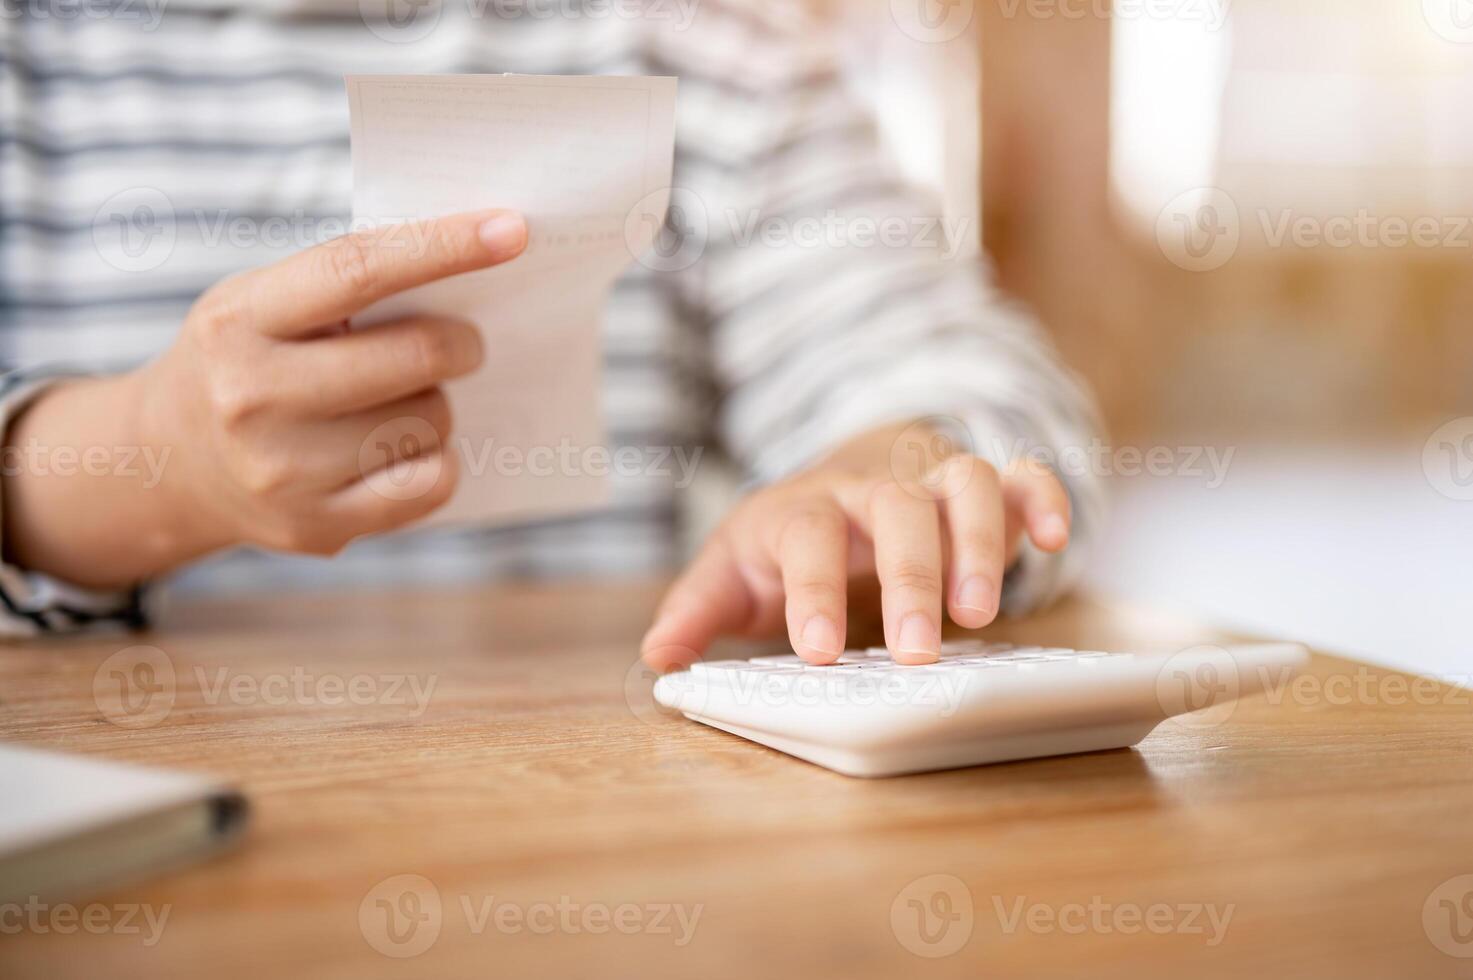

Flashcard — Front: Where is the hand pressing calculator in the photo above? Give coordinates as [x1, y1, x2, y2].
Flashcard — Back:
[654, 640, 1308, 777]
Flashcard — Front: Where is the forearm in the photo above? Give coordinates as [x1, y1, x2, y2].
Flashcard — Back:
[1, 371, 223, 589]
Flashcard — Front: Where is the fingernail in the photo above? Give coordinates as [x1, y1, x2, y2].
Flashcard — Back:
[478, 212, 527, 257]
[896, 612, 940, 658]
[799, 615, 842, 657]
[955, 576, 996, 614]
[1039, 514, 1068, 546]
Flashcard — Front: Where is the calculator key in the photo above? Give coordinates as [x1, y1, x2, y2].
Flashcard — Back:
[692, 660, 755, 672]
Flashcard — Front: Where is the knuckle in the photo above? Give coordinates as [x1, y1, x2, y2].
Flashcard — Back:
[735, 484, 781, 517]
[867, 478, 914, 512]
[271, 518, 346, 557]
[420, 223, 463, 270]
[323, 233, 378, 295]
[823, 472, 875, 506]
[193, 285, 245, 342]
[781, 503, 844, 542]
[883, 558, 942, 595]
[208, 373, 265, 426]
[307, 535, 351, 558]
[956, 530, 1003, 563]
[788, 576, 844, 604]
[1005, 455, 1054, 481]
[237, 453, 293, 497]
[967, 455, 999, 482]
[940, 455, 995, 498]
[269, 526, 310, 553]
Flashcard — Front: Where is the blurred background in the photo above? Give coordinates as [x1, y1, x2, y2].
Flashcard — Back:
[820, 0, 1472, 679]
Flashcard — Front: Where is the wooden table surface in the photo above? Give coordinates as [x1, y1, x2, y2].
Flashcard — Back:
[1, 581, 1471, 979]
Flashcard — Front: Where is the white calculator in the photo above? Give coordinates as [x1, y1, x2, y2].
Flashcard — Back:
[654, 640, 1309, 777]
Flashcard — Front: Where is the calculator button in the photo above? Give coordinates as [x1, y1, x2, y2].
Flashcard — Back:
[691, 660, 754, 673]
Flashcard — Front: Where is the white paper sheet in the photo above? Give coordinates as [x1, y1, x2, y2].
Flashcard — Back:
[345, 73, 677, 526]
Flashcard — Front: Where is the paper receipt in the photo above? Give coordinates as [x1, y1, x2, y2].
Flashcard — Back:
[345, 73, 677, 526]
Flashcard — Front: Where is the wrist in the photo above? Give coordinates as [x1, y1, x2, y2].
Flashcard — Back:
[124, 361, 235, 564]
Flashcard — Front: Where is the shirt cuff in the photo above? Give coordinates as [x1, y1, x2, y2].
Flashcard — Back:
[0, 368, 152, 637]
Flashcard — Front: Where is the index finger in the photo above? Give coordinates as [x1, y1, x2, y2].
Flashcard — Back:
[234, 210, 527, 338]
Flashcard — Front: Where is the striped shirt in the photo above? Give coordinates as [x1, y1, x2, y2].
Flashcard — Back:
[0, 0, 1105, 634]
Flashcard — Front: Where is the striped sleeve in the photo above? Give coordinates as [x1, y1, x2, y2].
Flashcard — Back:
[654, 2, 1108, 613]
[0, 368, 150, 636]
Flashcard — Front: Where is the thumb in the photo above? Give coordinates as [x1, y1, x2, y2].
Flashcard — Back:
[640, 537, 755, 672]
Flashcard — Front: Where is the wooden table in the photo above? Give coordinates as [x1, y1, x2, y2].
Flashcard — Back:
[1, 582, 1471, 979]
